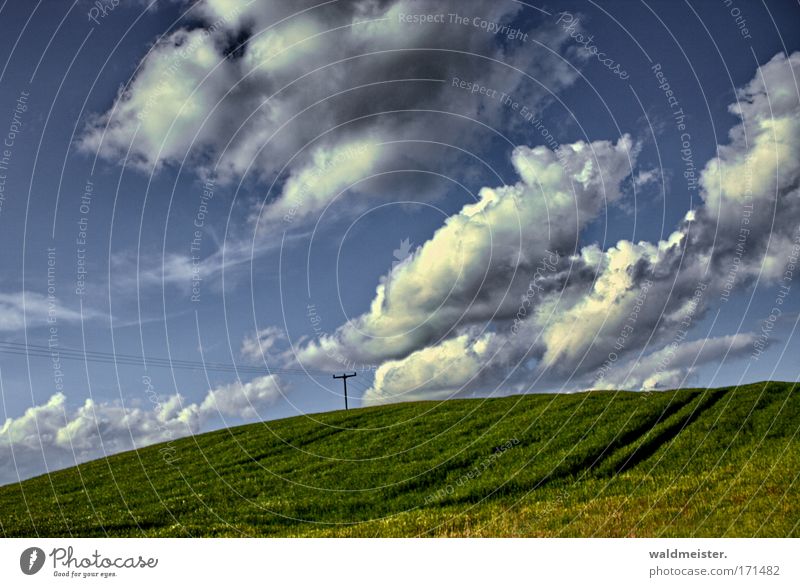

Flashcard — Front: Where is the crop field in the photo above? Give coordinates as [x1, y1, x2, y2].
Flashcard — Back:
[0, 381, 797, 537]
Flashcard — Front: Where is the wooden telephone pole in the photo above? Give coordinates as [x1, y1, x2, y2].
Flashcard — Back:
[333, 372, 357, 410]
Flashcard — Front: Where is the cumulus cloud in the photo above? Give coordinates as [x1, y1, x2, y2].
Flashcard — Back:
[79, 0, 579, 227]
[554, 51, 794, 385]
[351, 51, 800, 403]
[240, 325, 287, 361]
[0, 374, 283, 485]
[594, 333, 763, 391]
[363, 332, 497, 405]
[295, 134, 638, 369]
[76, 0, 800, 407]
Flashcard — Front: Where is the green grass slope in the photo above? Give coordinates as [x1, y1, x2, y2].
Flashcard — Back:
[1, 381, 797, 537]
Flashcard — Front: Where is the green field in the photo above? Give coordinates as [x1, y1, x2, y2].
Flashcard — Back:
[1, 381, 798, 537]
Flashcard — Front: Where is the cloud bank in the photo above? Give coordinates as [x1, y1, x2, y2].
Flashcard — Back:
[287, 51, 800, 404]
[0, 374, 283, 484]
[80, 0, 578, 225]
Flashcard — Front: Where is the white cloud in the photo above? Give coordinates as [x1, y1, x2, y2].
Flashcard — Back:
[594, 333, 761, 390]
[240, 325, 287, 360]
[363, 332, 500, 405]
[196, 374, 283, 419]
[83, 0, 590, 306]
[77, 1, 800, 407]
[332, 51, 800, 404]
[0, 374, 284, 484]
[0, 291, 101, 332]
[294, 134, 637, 368]
[79, 26, 236, 171]
[521, 48, 800, 386]
[297, 136, 638, 366]
[259, 139, 382, 225]
[80, 0, 580, 225]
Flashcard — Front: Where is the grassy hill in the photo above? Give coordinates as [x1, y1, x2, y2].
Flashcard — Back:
[1, 381, 797, 537]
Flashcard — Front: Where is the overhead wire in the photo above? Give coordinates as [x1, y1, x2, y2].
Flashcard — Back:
[0, 339, 339, 378]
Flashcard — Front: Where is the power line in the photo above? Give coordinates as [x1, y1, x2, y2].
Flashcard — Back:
[0, 340, 335, 377]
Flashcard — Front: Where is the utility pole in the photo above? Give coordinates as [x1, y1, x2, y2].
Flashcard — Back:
[333, 372, 356, 410]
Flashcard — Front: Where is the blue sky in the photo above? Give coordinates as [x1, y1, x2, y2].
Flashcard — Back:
[0, 0, 799, 483]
